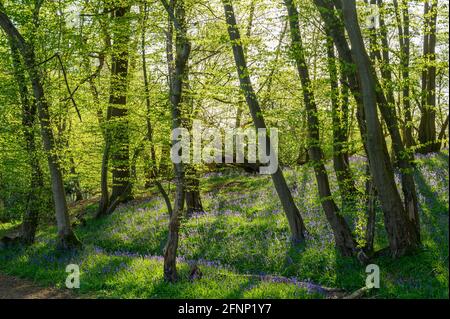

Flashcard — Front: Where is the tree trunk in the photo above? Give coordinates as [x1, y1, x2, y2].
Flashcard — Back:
[223, 0, 307, 243]
[185, 167, 203, 216]
[69, 156, 83, 202]
[234, 0, 256, 128]
[109, 6, 132, 204]
[340, 0, 419, 257]
[313, 0, 369, 157]
[364, 165, 376, 253]
[284, 0, 357, 256]
[141, 2, 173, 216]
[393, 0, 414, 147]
[9, 39, 43, 245]
[325, 33, 358, 204]
[418, 0, 439, 153]
[0, 8, 81, 249]
[96, 127, 111, 218]
[367, 1, 421, 241]
[162, 0, 190, 282]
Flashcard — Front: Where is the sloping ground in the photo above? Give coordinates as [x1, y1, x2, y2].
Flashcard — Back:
[0, 273, 77, 299]
[0, 150, 448, 298]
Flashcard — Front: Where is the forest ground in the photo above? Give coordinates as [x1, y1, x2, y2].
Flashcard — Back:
[0, 273, 77, 299]
[0, 150, 448, 299]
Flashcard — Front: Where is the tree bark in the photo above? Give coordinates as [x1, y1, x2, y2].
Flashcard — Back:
[185, 168, 203, 216]
[366, 1, 421, 241]
[364, 165, 376, 253]
[340, 0, 419, 257]
[141, 2, 173, 216]
[223, 0, 307, 243]
[162, 0, 190, 282]
[325, 33, 358, 204]
[393, 0, 414, 147]
[418, 0, 439, 153]
[313, 0, 369, 156]
[108, 5, 132, 204]
[285, 0, 357, 256]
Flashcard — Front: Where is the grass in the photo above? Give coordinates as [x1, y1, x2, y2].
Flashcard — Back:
[0, 150, 448, 299]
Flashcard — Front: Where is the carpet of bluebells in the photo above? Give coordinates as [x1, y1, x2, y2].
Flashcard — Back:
[0, 150, 448, 298]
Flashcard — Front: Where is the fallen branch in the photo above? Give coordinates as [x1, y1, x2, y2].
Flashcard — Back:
[343, 286, 370, 299]
[217, 272, 345, 298]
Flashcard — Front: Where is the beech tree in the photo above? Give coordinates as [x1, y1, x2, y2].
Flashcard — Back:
[0, 3, 80, 249]
[97, 3, 133, 218]
[0, 0, 447, 281]
[222, 0, 307, 243]
[340, 0, 420, 256]
[284, 0, 359, 257]
[162, 0, 191, 282]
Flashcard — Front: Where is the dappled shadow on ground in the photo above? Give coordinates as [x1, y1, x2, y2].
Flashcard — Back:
[1, 152, 448, 298]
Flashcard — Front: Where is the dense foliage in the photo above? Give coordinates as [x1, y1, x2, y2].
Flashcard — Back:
[0, 0, 448, 298]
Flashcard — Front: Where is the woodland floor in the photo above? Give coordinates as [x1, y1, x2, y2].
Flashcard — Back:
[0, 150, 448, 299]
[0, 273, 77, 299]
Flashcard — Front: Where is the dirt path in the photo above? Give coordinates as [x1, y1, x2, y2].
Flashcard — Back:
[0, 273, 79, 299]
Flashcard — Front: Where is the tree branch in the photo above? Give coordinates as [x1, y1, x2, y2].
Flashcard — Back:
[160, 0, 182, 31]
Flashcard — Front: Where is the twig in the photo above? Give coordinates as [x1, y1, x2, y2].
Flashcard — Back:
[34, 53, 82, 122]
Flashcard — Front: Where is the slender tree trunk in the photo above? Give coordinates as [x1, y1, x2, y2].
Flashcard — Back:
[285, 0, 357, 256]
[313, 0, 369, 157]
[69, 156, 83, 202]
[60, 119, 83, 203]
[223, 0, 307, 243]
[364, 164, 376, 253]
[393, 0, 414, 147]
[162, 0, 190, 282]
[419, 0, 439, 153]
[325, 33, 358, 204]
[142, 2, 159, 184]
[367, 1, 421, 240]
[374, 0, 396, 108]
[141, 2, 173, 216]
[340, 0, 419, 257]
[92, 45, 110, 219]
[0, 8, 81, 249]
[96, 121, 111, 218]
[9, 39, 43, 245]
[94, 50, 111, 219]
[438, 114, 449, 145]
[185, 167, 203, 216]
[234, 0, 256, 128]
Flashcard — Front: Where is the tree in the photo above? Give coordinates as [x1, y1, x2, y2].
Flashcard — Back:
[97, 3, 132, 217]
[418, 0, 440, 153]
[393, 0, 414, 148]
[325, 33, 358, 204]
[340, 0, 419, 257]
[162, 0, 191, 282]
[222, 0, 307, 243]
[108, 4, 133, 205]
[0, 3, 80, 249]
[8, 39, 43, 244]
[284, 0, 358, 257]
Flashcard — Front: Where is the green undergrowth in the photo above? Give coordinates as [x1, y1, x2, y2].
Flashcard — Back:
[0, 151, 448, 298]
